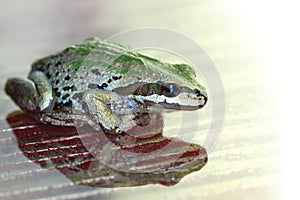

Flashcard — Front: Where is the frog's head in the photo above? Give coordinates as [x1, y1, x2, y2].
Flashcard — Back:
[133, 81, 207, 110]
[131, 62, 208, 110]
[111, 52, 208, 110]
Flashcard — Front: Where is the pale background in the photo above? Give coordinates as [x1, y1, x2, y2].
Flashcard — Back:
[1, 0, 298, 199]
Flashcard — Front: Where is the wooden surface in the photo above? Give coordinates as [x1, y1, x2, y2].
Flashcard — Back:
[0, 1, 281, 199]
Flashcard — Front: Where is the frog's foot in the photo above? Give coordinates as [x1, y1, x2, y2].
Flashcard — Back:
[83, 90, 121, 132]
[83, 90, 141, 133]
[5, 71, 55, 112]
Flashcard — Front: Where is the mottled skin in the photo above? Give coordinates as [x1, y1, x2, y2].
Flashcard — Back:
[5, 38, 207, 133]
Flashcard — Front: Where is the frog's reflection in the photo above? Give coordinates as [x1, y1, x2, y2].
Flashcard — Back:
[6, 111, 207, 187]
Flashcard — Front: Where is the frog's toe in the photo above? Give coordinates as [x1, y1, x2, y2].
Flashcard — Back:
[116, 114, 137, 132]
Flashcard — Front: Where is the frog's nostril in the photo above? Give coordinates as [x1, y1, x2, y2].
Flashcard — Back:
[194, 89, 201, 97]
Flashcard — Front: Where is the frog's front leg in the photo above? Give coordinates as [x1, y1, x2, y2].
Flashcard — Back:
[5, 71, 55, 112]
[83, 90, 143, 133]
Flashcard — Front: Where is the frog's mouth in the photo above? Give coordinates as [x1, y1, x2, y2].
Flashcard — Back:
[144, 93, 207, 111]
[158, 102, 205, 111]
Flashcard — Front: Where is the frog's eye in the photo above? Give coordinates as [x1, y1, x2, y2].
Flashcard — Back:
[161, 83, 181, 97]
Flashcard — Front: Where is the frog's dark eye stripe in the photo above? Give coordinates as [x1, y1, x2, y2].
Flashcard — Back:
[134, 82, 181, 98]
[161, 83, 181, 97]
[133, 83, 160, 96]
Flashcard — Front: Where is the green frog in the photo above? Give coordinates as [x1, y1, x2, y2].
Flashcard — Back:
[5, 38, 207, 133]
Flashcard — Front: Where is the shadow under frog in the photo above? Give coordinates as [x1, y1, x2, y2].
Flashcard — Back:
[6, 111, 207, 187]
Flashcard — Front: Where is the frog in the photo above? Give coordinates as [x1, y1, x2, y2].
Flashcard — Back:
[5, 37, 207, 133]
